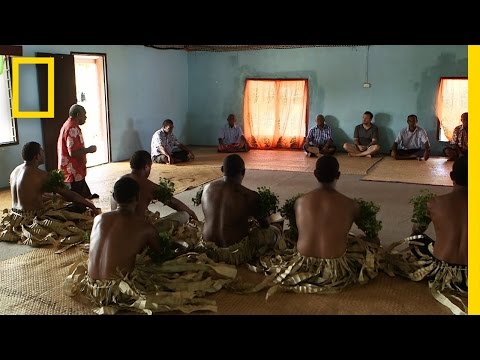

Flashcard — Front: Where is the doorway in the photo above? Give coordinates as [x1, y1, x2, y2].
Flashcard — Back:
[73, 53, 110, 167]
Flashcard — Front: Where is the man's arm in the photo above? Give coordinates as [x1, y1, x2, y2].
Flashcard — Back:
[70, 146, 96, 158]
[369, 127, 379, 146]
[146, 226, 164, 255]
[177, 142, 195, 160]
[252, 192, 270, 228]
[423, 141, 431, 161]
[391, 142, 399, 158]
[165, 197, 198, 220]
[307, 128, 314, 144]
[353, 126, 362, 149]
[54, 187, 100, 214]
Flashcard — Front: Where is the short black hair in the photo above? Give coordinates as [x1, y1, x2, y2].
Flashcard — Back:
[69, 104, 85, 117]
[130, 150, 152, 170]
[113, 177, 140, 204]
[22, 142, 41, 161]
[364, 111, 373, 119]
[407, 114, 418, 122]
[314, 155, 339, 183]
[452, 155, 467, 186]
[222, 154, 245, 177]
[162, 119, 173, 127]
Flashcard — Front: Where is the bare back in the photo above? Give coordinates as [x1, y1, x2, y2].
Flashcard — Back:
[202, 179, 260, 247]
[10, 164, 48, 212]
[88, 210, 159, 280]
[295, 188, 359, 259]
[428, 190, 468, 265]
[112, 174, 156, 216]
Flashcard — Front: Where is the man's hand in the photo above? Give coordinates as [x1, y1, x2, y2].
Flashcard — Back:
[188, 209, 198, 221]
[358, 145, 367, 152]
[188, 151, 195, 160]
[391, 150, 397, 159]
[167, 155, 175, 165]
[423, 149, 430, 161]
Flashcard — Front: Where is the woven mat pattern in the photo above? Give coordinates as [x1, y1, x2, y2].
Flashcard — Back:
[362, 157, 453, 187]
[0, 248, 453, 315]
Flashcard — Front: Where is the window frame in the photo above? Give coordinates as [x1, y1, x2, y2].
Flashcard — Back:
[0, 45, 22, 147]
[436, 76, 468, 142]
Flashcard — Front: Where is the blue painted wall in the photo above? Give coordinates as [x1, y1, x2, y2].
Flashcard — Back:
[0, 45, 187, 188]
[186, 45, 467, 156]
[1, 45, 467, 189]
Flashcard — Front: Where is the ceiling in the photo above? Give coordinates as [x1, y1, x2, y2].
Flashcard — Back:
[145, 45, 357, 52]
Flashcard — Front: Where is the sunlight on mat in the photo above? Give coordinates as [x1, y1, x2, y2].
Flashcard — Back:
[86, 162, 222, 211]
[362, 156, 453, 187]
[239, 151, 382, 175]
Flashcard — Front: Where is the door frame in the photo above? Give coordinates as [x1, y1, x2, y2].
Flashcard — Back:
[71, 51, 112, 164]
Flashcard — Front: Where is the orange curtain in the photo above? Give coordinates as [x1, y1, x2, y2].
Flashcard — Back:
[435, 78, 468, 141]
[243, 80, 307, 149]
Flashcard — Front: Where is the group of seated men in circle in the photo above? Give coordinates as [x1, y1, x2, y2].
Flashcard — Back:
[304, 111, 467, 162]
[0, 129, 468, 314]
[149, 111, 467, 166]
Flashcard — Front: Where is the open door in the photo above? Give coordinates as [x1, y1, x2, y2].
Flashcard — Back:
[36, 52, 77, 171]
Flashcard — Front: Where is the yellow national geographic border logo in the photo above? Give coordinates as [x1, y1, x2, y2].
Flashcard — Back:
[12, 57, 54, 118]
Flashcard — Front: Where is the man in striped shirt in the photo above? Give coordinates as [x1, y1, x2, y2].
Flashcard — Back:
[303, 114, 336, 157]
[391, 114, 430, 160]
[443, 112, 468, 161]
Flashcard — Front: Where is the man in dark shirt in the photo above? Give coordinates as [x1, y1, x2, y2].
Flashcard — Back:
[343, 111, 380, 157]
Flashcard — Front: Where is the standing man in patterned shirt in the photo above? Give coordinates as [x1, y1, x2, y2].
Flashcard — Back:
[218, 114, 250, 153]
[391, 114, 431, 160]
[443, 112, 468, 161]
[57, 104, 98, 199]
[303, 114, 336, 157]
[151, 119, 194, 165]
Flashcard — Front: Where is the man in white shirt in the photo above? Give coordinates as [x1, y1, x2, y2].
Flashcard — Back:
[218, 114, 250, 153]
[391, 114, 430, 160]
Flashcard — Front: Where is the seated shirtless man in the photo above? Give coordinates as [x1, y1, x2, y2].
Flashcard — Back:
[247, 155, 381, 296]
[1, 141, 99, 246]
[111, 150, 198, 232]
[384, 155, 468, 314]
[66, 177, 237, 314]
[89, 177, 163, 280]
[200, 154, 281, 265]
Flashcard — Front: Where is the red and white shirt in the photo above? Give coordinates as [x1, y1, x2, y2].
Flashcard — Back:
[57, 118, 87, 183]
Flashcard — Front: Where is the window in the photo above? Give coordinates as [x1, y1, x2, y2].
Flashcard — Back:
[435, 78, 468, 142]
[243, 79, 308, 149]
[0, 54, 18, 146]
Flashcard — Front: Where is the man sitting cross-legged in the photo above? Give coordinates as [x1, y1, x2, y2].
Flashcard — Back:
[65, 177, 237, 315]
[218, 114, 250, 153]
[343, 111, 381, 157]
[303, 114, 336, 157]
[111, 150, 198, 233]
[0, 142, 99, 246]
[198, 154, 283, 265]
